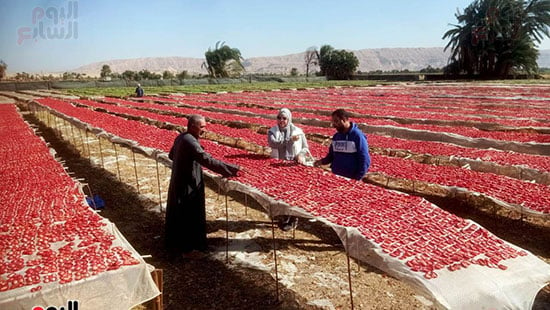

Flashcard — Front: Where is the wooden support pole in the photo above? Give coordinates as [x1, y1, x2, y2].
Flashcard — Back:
[131, 149, 140, 193]
[244, 193, 248, 216]
[85, 131, 92, 165]
[77, 126, 85, 156]
[270, 206, 280, 302]
[155, 159, 163, 214]
[63, 119, 69, 140]
[46, 110, 51, 127]
[83, 184, 97, 209]
[52, 114, 59, 136]
[113, 142, 122, 182]
[98, 136, 105, 169]
[150, 269, 164, 310]
[69, 121, 77, 148]
[345, 232, 355, 310]
[225, 191, 229, 264]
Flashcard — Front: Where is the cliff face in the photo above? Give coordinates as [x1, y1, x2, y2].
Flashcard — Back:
[71, 48, 550, 77]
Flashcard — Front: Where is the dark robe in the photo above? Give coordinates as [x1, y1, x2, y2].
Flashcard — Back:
[165, 132, 238, 253]
[135, 86, 144, 97]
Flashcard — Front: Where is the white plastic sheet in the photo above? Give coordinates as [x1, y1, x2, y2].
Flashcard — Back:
[0, 222, 160, 310]
[213, 175, 550, 309]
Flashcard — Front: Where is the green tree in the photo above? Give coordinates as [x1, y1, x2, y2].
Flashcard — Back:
[419, 65, 442, 73]
[318, 45, 359, 79]
[162, 70, 175, 80]
[0, 60, 7, 80]
[15, 72, 30, 80]
[122, 70, 136, 80]
[100, 64, 112, 78]
[443, 0, 550, 77]
[63, 72, 74, 80]
[202, 41, 245, 78]
[318, 45, 334, 76]
[176, 70, 189, 80]
[137, 69, 154, 80]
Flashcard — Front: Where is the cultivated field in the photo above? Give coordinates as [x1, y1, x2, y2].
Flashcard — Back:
[1, 81, 549, 309]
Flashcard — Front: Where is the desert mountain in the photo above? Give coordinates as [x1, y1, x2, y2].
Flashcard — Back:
[71, 48, 550, 77]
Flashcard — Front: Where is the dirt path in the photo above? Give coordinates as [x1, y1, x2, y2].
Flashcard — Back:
[22, 110, 550, 310]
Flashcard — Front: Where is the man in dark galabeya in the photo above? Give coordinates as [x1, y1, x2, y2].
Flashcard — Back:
[165, 114, 239, 259]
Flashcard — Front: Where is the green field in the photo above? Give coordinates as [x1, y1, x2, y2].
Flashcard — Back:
[62, 78, 550, 97]
[63, 80, 389, 97]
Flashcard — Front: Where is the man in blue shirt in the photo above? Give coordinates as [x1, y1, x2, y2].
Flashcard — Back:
[314, 109, 371, 180]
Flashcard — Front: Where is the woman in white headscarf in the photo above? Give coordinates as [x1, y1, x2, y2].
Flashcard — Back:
[267, 108, 309, 164]
[267, 108, 309, 231]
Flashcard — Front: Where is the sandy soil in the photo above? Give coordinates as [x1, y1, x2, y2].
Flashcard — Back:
[21, 109, 550, 310]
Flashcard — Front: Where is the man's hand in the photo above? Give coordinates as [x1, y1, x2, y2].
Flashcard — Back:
[313, 159, 323, 167]
[224, 163, 241, 177]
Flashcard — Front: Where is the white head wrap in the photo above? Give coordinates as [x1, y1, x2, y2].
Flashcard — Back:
[278, 108, 292, 124]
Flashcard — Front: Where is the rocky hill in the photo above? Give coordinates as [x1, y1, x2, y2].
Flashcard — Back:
[71, 48, 550, 77]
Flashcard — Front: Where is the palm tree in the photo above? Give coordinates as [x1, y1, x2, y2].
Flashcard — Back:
[202, 41, 245, 78]
[443, 0, 550, 78]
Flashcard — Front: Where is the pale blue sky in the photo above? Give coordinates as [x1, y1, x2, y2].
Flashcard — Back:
[1, 0, 549, 73]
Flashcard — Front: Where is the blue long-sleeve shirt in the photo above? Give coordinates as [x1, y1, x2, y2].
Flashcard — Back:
[320, 122, 371, 180]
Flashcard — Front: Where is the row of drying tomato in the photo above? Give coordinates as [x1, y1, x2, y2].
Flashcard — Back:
[36, 98, 534, 280]
[75, 96, 549, 214]
[175, 92, 546, 128]
[75, 98, 271, 148]
[37, 98, 178, 153]
[188, 84, 550, 108]
[167, 93, 549, 143]
[0, 105, 140, 293]
[198, 85, 550, 116]
[199, 140, 528, 279]
[370, 155, 549, 213]
[105, 96, 550, 173]
[170, 86, 549, 128]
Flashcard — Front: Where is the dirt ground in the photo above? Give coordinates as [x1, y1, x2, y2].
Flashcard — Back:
[21, 109, 550, 310]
